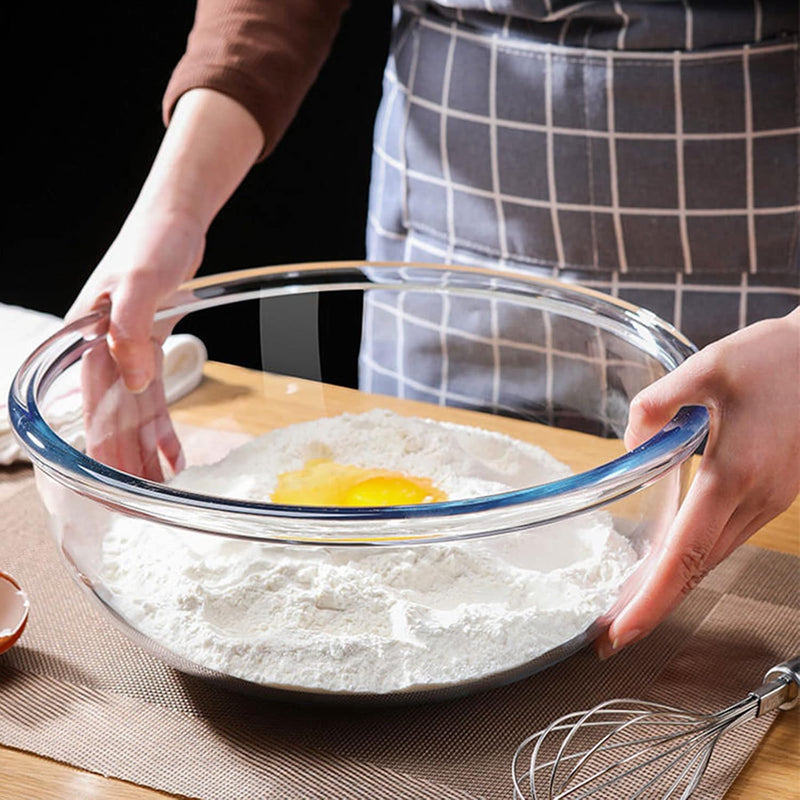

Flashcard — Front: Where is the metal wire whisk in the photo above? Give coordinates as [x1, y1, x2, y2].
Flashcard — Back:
[512, 655, 799, 800]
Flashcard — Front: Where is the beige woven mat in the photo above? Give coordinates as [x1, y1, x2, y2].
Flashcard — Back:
[0, 469, 797, 800]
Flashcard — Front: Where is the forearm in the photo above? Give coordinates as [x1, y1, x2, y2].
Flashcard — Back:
[134, 87, 264, 230]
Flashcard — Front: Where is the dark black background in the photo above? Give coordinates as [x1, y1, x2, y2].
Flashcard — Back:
[2, 1, 392, 351]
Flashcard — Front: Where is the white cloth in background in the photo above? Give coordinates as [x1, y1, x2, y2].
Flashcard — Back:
[0, 303, 207, 465]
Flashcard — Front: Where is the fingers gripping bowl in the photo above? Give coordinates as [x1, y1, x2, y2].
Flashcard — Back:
[9, 263, 708, 703]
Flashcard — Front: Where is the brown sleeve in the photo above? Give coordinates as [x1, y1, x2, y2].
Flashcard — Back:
[163, 0, 351, 159]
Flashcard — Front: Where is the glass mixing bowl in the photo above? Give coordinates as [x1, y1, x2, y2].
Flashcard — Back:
[10, 263, 708, 704]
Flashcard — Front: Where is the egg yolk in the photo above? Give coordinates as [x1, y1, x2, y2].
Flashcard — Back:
[270, 459, 447, 507]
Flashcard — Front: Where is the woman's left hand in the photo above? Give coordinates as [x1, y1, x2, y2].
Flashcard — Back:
[596, 308, 800, 659]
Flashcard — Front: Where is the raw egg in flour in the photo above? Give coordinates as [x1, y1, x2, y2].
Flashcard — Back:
[270, 458, 448, 507]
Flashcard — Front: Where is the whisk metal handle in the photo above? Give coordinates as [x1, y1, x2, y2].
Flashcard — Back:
[752, 656, 800, 714]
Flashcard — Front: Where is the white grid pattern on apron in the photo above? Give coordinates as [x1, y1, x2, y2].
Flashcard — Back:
[358, 265, 657, 431]
[361, 4, 799, 419]
[372, 16, 800, 266]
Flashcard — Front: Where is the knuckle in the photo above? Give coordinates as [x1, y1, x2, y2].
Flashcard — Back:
[676, 545, 712, 597]
[626, 392, 660, 444]
[107, 324, 138, 354]
[694, 347, 734, 407]
[629, 391, 654, 422]
[726, 461, 757, 495]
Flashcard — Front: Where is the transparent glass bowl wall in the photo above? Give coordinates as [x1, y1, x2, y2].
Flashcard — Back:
[10, 263, 709, 703]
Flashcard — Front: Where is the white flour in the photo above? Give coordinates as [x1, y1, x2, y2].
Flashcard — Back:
[102, 409, 639, 694]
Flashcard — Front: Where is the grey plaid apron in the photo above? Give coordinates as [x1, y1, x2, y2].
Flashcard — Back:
[361, 1, 799, 420]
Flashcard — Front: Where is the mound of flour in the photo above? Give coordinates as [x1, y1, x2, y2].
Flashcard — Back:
[102, 409, 639, 694]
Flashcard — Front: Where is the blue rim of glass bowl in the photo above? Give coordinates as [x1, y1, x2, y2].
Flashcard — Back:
[8, 263, 710, 541]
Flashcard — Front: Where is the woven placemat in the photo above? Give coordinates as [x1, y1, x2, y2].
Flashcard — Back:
[0, 468, 797, 799]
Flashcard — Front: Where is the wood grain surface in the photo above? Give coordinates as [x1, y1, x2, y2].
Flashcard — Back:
[2, 361, 797, 799]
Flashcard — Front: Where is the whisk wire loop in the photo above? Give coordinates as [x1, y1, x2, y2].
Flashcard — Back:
[552, 723, 717, 800]
[512, 693, 765, 800]
[628, 719, 729, 800]
[554, 706, 672, 797]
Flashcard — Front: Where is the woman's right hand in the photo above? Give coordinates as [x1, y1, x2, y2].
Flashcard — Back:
[67, 206, 205, 393]
[66, 88, 264, 478]
[65, 207, 205, 480]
